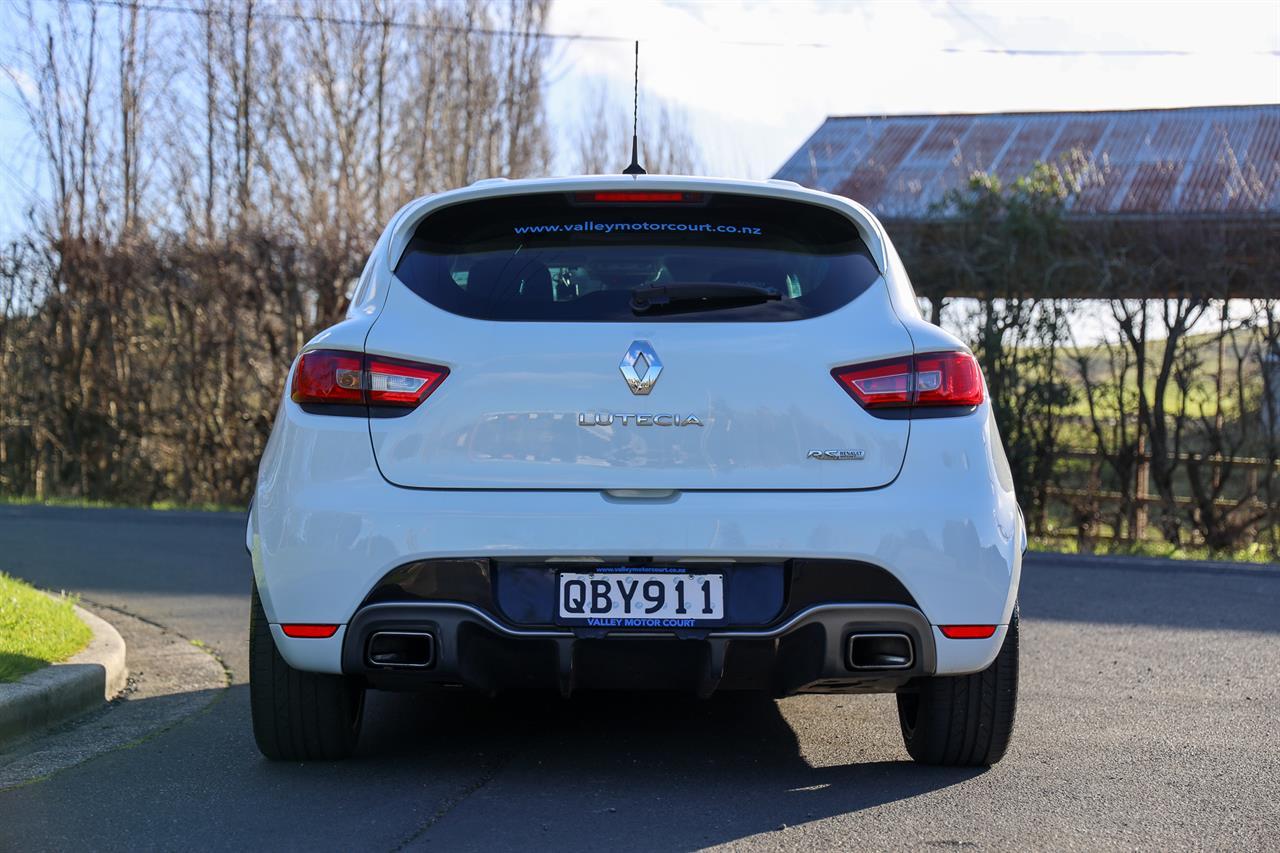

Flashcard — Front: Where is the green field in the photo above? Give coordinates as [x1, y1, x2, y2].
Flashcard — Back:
[0, 495, 245, 513]
[1056, 328, 1266, 421]
[0, 573, 93, 682]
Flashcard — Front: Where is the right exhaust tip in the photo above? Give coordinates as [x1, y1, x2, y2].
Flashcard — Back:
[847, 632, 914, 670]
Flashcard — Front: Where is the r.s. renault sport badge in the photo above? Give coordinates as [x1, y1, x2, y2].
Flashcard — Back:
[806, 449, 866, 461]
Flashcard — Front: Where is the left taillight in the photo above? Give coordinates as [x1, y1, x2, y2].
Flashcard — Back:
[832, 351, 984, 413]
[365, 355, 449, 407]
[291, 349, 448, 410]
[291, 350, 365, 405]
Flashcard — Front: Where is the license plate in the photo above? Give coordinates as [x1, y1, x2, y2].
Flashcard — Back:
[556, 570, 725, 627]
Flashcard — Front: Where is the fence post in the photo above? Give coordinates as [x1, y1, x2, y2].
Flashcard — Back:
[1134, 436, 1149, 542]
[1265, 345, 1280, 438]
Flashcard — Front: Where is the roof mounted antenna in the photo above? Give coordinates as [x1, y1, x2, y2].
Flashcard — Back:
[622, 40, 646, 176]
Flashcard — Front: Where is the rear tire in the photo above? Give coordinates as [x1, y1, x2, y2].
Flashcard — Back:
[896, 604, 1018, 767]
[250, 582, 364, 761]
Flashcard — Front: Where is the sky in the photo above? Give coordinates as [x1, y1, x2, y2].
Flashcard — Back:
[0, 0, 1277, 230]
[543, 0, 1280, 177]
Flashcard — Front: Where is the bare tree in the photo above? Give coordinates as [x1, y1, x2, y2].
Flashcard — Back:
[572, 82, 702, 175]
[0, 0, 556, 505]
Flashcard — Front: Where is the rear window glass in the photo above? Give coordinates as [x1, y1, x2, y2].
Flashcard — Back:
[393, 191, 881, 322]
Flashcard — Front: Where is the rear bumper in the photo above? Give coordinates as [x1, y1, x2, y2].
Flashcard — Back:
[342, 601, 936, 696]
[267, 556, 1009, 684]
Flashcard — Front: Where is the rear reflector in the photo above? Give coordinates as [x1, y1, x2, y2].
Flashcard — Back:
[291, 349, 448, 410]
[280, 624, 339, 639]
[938, 625, 998, 640]
[833, 351, 983, 411]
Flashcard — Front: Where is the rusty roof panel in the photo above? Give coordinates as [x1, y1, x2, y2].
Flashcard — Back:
[833, 123, 926, 203]
[1120, 161, 1182, 213]
[774, 104, 1280, 217]
[1246, 114, 1280, 215]
[955, 120, 1017, 175]
[914, 117, 970, 163]
[1050, 117, 1111, 163]
[993, 120, 1059, 179]
[1072, 162, 1132, 214]
[1178, 160, 1231, 211]
[863, 123, 928, 172]
[1150, 117, 1203, 161]
[876, 165, 948, 217]
[1094, 117, 1152, 164]
[1248, 113, 1280, 165]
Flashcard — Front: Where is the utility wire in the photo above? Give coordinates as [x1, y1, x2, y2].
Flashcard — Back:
[61, 0, 625, 42]
[942, 47, 1277, 57]
[944, 0, 1003, 49]
[60, 0, 842, 46]
[56, 0, 1280, 57]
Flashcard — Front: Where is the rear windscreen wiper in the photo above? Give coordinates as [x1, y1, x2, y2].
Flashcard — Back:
[630, 282, 782, 314]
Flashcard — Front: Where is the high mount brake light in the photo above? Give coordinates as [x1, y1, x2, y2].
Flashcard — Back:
[832, 351, 984, 411]
[291, 350, 448, 410]
[574, 191, 702, 203]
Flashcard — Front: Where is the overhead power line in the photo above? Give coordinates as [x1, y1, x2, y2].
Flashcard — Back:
[943, 0, 1004, 49]
[62, 0, 835, 46]
[943, 47, 1279, 57]
[57, 0, 1280, 57]
[64, 0, 626, 43]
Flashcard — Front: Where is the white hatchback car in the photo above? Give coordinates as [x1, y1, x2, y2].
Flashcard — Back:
[247, 175, 1023, 764]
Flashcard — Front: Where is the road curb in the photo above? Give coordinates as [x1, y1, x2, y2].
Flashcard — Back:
[0, 597, 128, 750]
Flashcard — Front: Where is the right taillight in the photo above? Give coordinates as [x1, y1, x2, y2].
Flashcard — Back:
[833, 351, 983, 412]
[292, 349, 448, 411]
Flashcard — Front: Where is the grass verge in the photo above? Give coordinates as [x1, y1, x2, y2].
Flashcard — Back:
[1029, 536, 1278, 565]
[0, 573, 93, 682]
[0, 495, 244, 513]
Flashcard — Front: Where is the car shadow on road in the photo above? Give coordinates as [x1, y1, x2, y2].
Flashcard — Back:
[347, 686, 984, 848]
[0, 681, 984, 850]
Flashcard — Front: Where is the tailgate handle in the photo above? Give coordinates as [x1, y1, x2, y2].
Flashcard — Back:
[602, 489, 680, 503]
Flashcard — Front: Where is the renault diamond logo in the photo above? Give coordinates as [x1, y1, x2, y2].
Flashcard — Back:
[619, 340, 663, 395]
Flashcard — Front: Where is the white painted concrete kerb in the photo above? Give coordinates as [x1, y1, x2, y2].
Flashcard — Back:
[0, 597, 128, 749]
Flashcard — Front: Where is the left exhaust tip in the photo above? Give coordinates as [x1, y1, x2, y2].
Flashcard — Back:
[367, 631, 435, 669]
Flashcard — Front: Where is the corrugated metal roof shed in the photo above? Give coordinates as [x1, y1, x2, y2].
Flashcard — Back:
[772, 104, 1280, 218]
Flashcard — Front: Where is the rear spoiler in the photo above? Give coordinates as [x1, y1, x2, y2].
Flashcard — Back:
[382, 175, 891, 276]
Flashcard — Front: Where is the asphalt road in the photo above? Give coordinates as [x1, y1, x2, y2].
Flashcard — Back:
[1, 505, 1277, 851]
